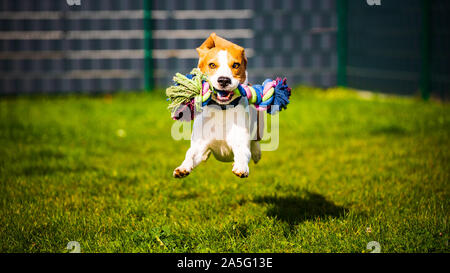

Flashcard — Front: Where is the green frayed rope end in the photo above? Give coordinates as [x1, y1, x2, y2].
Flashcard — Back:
[165, 68, 211, 114]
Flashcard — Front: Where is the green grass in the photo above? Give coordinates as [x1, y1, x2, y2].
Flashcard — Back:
[0, 87, 448, 253]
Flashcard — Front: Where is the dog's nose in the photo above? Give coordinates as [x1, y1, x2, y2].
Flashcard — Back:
[217, 76, 232, 88]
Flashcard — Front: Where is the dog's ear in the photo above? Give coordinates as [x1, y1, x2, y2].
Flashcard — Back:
[210, 33, 235, 49]
[196, 33, 217, 57]
[196, 32, 246, 57]
[242, 52, 248, 68]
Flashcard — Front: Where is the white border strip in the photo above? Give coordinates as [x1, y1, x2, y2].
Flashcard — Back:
[0, 48, 254, 60]
[153, 48, 254, 59]
[0, 31, 63, 40]
[67, 10, 143, 20]
[0, 9, 253, 20]
[153, 29, 253, 39]
[0, 70, 142, 80]
[64, 69, 142, 79]
[170, 9, 253, 20]
[66, 30, 143, 39]
[68, 50, 143, 59]
[0, 11, 61, 20]
[0, 51, 63, 59]
[0, 29, 253, 40]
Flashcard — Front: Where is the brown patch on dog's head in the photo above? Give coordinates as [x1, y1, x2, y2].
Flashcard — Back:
[196, 33, 247, 85]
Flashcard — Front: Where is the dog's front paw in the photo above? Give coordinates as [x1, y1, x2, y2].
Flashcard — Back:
[232, 163, 249, 178]
[173, 166, 191, 178]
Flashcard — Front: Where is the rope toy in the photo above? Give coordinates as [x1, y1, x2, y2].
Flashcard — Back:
[166, 68, 292, 121]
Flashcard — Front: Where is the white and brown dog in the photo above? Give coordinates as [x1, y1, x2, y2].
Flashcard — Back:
[173, 33, 263, 178]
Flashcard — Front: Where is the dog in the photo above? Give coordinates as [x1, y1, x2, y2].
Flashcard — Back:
[173, 33, 263, 178]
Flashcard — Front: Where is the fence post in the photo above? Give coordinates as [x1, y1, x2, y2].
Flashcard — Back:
[143, 0, 153, 91]
[337, 0, 348, 87]
[420, 0, 431, 100]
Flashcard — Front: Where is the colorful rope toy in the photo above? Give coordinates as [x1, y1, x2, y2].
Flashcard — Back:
[166, 68, 292, 121]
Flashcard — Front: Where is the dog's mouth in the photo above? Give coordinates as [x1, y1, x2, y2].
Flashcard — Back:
[215, 90, 234, 102]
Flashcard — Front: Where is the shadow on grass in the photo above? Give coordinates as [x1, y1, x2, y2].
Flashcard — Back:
[253, 191, 348, 226]
[370, 124, 408, 135]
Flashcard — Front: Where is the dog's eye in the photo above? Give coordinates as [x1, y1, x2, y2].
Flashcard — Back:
[232, 62, 240, 69]
[208, 63, 216, 69]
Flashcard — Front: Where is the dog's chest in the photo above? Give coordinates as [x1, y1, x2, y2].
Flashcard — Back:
[192, 100, 253, 162]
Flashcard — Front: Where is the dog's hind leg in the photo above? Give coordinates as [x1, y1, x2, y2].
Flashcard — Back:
[249, 107, 263, 165]
[250, 140, 261, 164]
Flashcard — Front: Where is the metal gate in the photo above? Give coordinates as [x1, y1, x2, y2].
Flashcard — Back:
[0, 0, 337, 94]
[338, 0, 449, 99]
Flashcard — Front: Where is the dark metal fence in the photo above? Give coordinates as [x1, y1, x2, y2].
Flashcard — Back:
[430, 0, 450, 99]
[0, 0, 448, 98]
[0, 0, 337, 94]
[0, 0, 144, 94]
[346, 0, 423, 95]
[340, 0, 449, 99]
[150, 0, 337, 89]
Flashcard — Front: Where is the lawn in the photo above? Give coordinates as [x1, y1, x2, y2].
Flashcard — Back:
[0, 87, 448, 253]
